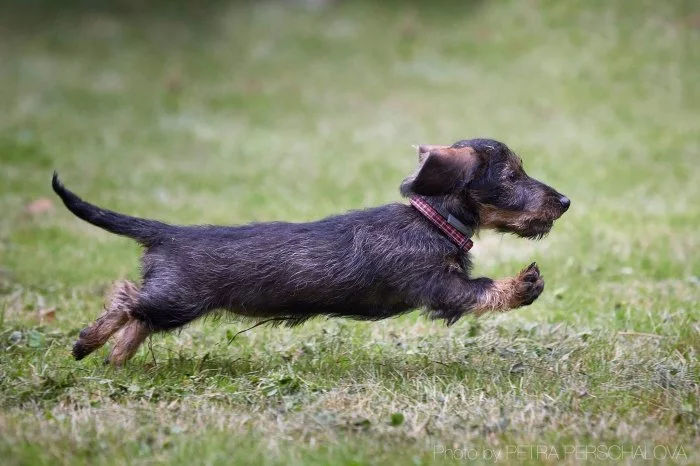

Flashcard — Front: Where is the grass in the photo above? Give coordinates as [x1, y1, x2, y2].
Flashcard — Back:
[1, 0, 698, 464]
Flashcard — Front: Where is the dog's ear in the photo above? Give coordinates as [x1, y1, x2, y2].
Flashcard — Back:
[414, 144, 450, 163]
[401, 147, 480, 196]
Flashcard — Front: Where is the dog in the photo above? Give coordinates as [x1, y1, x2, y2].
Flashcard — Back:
[52, 138, 569, 365]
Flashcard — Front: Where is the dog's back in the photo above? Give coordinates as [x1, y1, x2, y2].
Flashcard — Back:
[136, 204, 451, 327]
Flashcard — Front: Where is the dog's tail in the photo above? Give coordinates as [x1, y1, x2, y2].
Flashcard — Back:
[52, 172, 173, 246]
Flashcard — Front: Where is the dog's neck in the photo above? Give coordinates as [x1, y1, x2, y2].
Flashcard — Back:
[421, 194, 479, 237]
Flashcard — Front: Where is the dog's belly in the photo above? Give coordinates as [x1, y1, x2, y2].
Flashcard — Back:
[219, 286, 414, 323]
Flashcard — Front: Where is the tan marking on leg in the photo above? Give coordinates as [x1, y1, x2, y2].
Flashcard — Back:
[107, 319, 151, 366]
[72, 280, 139, 360]
[471, 277, 520, 316]
[471, 263, 544, 316]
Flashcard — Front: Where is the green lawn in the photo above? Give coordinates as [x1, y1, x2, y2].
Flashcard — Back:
[1, 0, 698, 464]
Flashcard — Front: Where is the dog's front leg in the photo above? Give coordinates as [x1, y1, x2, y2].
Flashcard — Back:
[468, 262, 544, 315]
[425, 262, 544, 324]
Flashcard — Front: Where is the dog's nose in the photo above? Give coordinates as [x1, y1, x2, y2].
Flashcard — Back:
[559, 196, 571, 211]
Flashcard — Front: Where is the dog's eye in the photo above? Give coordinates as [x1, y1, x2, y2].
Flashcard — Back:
[507, 171, 518, 181]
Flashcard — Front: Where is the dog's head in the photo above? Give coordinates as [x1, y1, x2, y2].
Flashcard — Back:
[400, 138, 570, 239]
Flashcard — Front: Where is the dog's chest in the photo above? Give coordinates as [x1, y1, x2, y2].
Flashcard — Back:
[446, 253, 471, 276]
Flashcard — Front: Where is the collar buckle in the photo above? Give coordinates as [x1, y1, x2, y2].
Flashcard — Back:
[447, 214, 473, 238]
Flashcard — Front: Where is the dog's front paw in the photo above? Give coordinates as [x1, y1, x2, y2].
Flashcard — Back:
[513, 262, 544, 307]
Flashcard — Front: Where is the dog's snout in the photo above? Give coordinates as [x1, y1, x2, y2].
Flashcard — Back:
[558, 196, 570, 211]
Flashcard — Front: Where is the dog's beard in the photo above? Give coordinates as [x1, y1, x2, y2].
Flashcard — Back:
[520, 218, 554, 240]
[496, 218, 554, 240]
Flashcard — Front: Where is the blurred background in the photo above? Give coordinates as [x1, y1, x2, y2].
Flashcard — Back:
[0, 0, 698, 463]
[1, 0, 697, 288]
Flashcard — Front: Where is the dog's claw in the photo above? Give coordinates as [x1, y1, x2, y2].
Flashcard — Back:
[520, 262, 541, 282]
[515, 262, 545, 306]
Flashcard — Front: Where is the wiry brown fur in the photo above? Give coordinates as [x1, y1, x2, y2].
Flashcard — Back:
[73, 280, 139, 361]
[470, 263, 545, 316]
[108, 319, 151, 366]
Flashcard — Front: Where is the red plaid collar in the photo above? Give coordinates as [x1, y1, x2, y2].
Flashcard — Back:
[409, 196, 474, 252]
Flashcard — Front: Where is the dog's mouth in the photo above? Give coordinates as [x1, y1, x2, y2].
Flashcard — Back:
[491, 215, 558, 240]
[491, 217, 553, 240]
[479, 202, 567, 240]
[518, 200, 569, 239]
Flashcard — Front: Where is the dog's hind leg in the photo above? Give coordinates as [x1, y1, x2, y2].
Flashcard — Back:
[107, 318, 151, 366]
[104, 297, 205, 365]
[72, 280, 139, 360]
